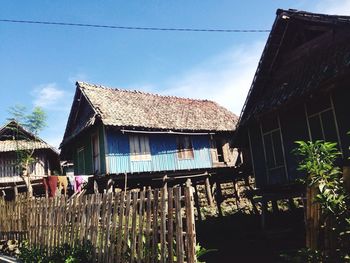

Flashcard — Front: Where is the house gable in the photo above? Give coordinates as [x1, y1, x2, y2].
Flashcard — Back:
[239, 9, 350, 127]
[235, 9, 350, 188]
[61, 87, 98, 147]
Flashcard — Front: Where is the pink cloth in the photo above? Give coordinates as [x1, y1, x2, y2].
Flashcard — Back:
[74, 176, 84, 192]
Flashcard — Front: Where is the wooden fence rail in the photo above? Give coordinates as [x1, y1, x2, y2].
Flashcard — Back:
[0, 185, 196, 263]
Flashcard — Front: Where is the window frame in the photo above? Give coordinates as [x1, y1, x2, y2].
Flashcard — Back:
[91, 132, 100, 174]
[306, 105, 340, 144]
[260, 115, 288, 183]
[177, 136, 194, 160]
[77, 146, 85, 175]
[129, 135, 152, 161]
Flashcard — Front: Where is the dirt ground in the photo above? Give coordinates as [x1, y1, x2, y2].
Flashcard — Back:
[196, 209, 305, 263]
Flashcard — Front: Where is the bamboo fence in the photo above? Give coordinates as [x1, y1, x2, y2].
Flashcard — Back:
[0, 186, 196, 263]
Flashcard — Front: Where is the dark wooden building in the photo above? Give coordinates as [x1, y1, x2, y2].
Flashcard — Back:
[234, 9, 350, 201]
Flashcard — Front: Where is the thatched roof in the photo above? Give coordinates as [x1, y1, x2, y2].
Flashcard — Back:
[238, 9, 350, 127]
[75, 82, 237, 132]
[0, 121, 58, 154]
[0, 140, 51, 152]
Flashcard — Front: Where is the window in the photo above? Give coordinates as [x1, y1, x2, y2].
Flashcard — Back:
[129, 135, 151, 161]
[91, 133, 100, 173]
[306, 95, 339, 144]
[77, 147, 85, 175]
[261, 115, 287, 183]
[210, 138, 225, 163]
[307, 109, 338, 143]
[177, 136, 194, 159]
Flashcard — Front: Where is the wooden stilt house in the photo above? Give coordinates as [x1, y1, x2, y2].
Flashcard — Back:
[234, 9, 350, 219]
[60, 82, 238, 189]
[0, 120, 60, 197]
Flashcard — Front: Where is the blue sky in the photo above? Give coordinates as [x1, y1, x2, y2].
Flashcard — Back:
[1, 0, 349, 148]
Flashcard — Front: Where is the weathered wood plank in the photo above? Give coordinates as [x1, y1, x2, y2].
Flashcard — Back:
[0, 185, 197, 263]
[137, 189, 145, 263]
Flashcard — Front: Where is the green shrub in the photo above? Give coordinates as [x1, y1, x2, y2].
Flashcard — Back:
[290, 140, 350, 262]
[18, 240, 93, 263]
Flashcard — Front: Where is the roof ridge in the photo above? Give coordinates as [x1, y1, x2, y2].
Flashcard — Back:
[76, 81, 217, 103]
[277, 8, 350, 21]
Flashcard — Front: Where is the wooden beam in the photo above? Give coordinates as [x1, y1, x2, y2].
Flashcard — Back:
[216, 181, 223, 217]
[204, 176, 214, 207]
[261, 200, 268, 231]
[13, 185, 18, 201]
[192, 181, 202, 222]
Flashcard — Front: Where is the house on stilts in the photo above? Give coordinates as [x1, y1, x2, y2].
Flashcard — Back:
[60, 82, 239, 199]
[0, 120, 60, 199]
[233, 9, 350, 227]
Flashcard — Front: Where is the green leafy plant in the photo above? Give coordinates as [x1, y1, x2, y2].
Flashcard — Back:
[7, 105, 47, 197]
[18, 240, 93, 263]
[291, 140, 350, 262]
[18, 241, 47, 263]
[195, 243, 217, 263]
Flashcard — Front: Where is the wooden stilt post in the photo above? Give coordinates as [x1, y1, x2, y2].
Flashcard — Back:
[216, 181, 223, 217]
[193, 181, 202, 221]
[272, 200, 279, 213]
[185, 179, 196, 263]
[163, 175, 168, 212]
[232, 177, 240, 210]
[14, 185, 18, 201]
[163, 175, 168, 190]
[261, 199, 268, 231]
[205, 176, 214, 206]
[93, 179, 99, 194]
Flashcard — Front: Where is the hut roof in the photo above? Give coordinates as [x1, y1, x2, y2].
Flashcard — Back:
[78, 82, 237, 131]
[238, 9, 350, 127]
[0, 140, 51, 152]
[0, 120, 58, 153]
[61, 82, 237, 146]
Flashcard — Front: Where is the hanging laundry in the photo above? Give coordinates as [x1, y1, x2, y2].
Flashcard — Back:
[43, 176, 58, 197]
[75, 176, 84, 193]
[67, 175, 75, 192]
[57, 176, 68, 196]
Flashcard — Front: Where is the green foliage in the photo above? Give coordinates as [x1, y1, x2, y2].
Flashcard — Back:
[19, 241, 46, 263]
[195, 243, 217, 263]
[25, 106, 47, 135]
[18, 240, 94, 263]
[293, 140, 341, 186]
[8, 105, 47, 135]
[7, 105, 47, 185]
[291, 140, 350, 261]
[293, 140, 347, 216]
[8, 104, 27, 126]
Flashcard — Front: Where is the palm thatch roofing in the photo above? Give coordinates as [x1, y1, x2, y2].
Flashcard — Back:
[61, 82, 237, 145]
[0, 140, 51, 152]
[0, 121, 58, 154]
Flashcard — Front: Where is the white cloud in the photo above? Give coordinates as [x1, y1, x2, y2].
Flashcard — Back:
[316, 0, 350, 15]
[33, 83, 67, 109]
[151, 41, 264, 116]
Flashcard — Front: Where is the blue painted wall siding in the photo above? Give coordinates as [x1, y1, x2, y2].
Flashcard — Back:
[105, 131, 212, 174]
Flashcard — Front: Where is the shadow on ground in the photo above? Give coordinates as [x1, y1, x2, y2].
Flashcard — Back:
[196, 209, 305, 263]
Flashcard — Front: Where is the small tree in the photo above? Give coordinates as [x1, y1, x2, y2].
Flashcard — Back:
[8, 105, 47, 197]
[293, 140, 350, 261]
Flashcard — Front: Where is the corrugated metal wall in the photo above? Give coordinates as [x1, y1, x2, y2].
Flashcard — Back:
[105, 131, 212, 174]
